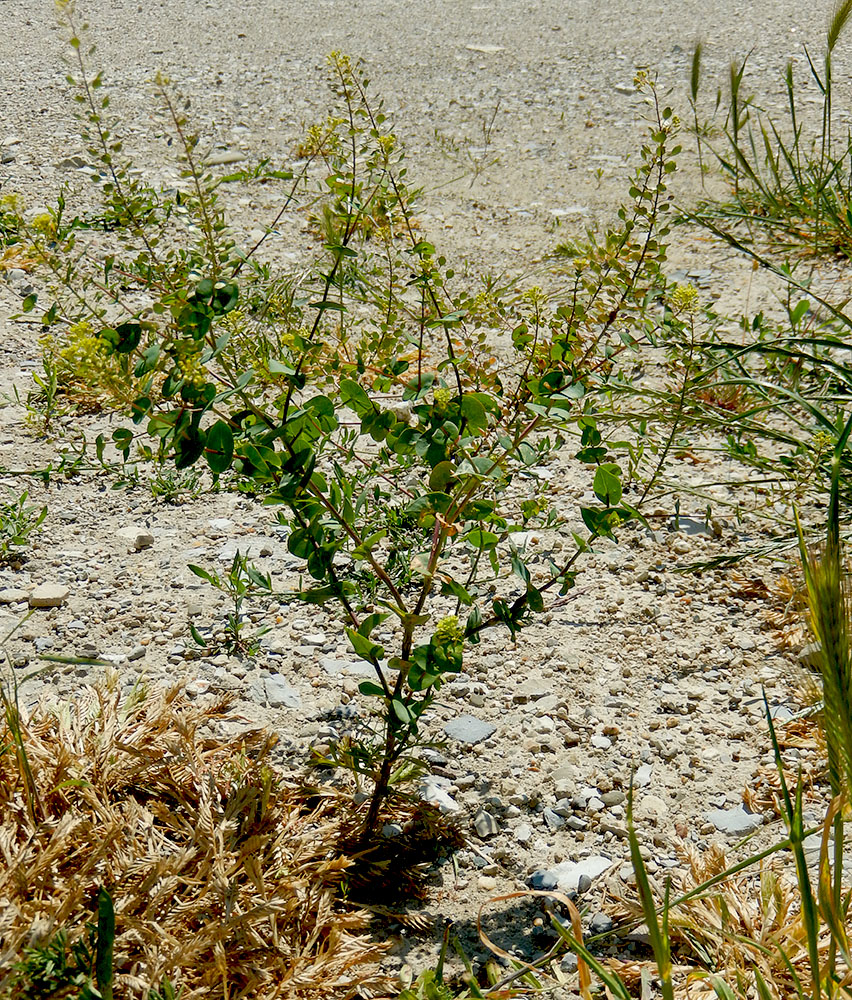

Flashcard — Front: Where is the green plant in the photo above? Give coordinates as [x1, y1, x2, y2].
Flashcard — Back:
[23, 23, 679, 844]
[692, 2, 852, 257]
[188, 551, 273, 655]
[148, 462, 202, 503]
[0, 490, 47, 563]
[3, 889, 114, 1000]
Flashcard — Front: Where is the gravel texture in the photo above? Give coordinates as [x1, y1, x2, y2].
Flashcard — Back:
[1, 0, 846, 988]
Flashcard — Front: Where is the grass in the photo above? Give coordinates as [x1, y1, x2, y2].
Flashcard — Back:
[6, 3, 852, 997]
[0, 678, 391, 999]
[691, 1, 852, 258]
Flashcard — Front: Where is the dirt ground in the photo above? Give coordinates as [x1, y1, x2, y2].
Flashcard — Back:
[1, 0, 848, 990]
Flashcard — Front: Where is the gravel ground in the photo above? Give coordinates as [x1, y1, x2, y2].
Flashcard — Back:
[1, 0, 848, 991]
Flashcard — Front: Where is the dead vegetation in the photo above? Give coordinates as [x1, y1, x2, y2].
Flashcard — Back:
[0, 677, 392, 999]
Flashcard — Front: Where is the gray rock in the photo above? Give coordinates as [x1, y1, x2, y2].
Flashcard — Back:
[590, 734, 612, 750]
[127, 645, 146, 661]
[667, 515, 711, 536]
[116, 526, 154, 550]
[265, 675, 301, 709]
[0, 587, 29, 604]
[798, 641, 822, 671]
[706, 804, 762, 835]
[206, 149, 246, 166]
[443, 714, 497, 744]
[548, 856, 614, 893]
[634, 763, 653, 787]
[420, 777, 460, 814]
[601, 790, 625, 807]
[589, 912, 614, 935]
[217, 538, 276, 563]
[473, 808, 500, 839]
[514, 822, 533, 844]
[543, 807, 566, 831]
[512, 677, 552, 702]
[560, 953, 579, 973]
[770, 704, 794, 722]
[529, 869, 558, 890]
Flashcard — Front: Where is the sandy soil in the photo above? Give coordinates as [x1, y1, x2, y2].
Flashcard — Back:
[1, 0, 848, 992]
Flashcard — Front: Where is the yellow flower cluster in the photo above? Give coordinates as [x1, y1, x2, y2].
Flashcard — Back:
[377, 134, 396, 158]
[433, 386, 452, 411]
[299, 116, 344, 158]
[0, 192, 25, 216]
[433, 615, 463, 645]
[30, 213, 56, 237]
[175, 343, 208, 389]
[669, 283, 700, 316]
[59, 321, 115, 384]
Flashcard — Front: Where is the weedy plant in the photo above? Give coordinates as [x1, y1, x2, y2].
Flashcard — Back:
[187, 551, 273, 655]
[5, 888, 117, 1000]
[0, 490, 47, 564]
[691, 0, 852, 257]
[147, 462, 202, 504]
[12, 15, 683, 846]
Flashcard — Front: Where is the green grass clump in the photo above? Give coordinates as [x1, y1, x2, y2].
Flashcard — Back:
[691, 1, 852, 258]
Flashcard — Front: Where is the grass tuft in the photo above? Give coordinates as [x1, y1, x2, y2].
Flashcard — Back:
[0, 678, 389, 998]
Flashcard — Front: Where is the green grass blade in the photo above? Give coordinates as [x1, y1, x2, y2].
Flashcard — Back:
[549, 916, 633, 1000]
[627, 780, 674, 1000]
[95, 887, 115, 1000]
[765, 696, 822, 999]
[752, 966, 774, 1000]
[708, 975, 737, 1000]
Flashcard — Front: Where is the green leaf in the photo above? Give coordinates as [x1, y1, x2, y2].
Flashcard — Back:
[346, 626, 384, 664]
[340, 378, 373, 417]
[460, 393, 488, 433]
[391, 698, 414, 724]
[593, 463, 622, 505]
[204, 420, 234, 474]
[309, 299, 346, 312]
[429, 460, 456, 491]
[95, 888, 115, 1000]
[466, 528, 499, 550]
[21, 294, 37, 313]
[441, 578, 474, 605]
[510, 548, 531, 584]
[175, 425, 206, 469]
[112, 321, 142, 353]
[188, 563, 216, 585]
[526, 584, 544, 613]
[358, 681, 386, 697]
[268, 357, 296, 376]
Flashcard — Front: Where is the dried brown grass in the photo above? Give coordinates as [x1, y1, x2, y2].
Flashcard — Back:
[612, 840, 851, 998]
[0, 676, 390, 999]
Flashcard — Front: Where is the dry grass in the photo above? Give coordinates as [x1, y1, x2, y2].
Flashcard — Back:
[0, 676, 391, 999]
[611, 840, 852, 998]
